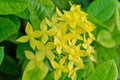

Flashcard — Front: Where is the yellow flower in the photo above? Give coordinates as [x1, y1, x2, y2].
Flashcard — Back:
[54, 30, 71, 54]
[16, 22, 41, 49]
[24, 50, 47, 72]
[39, 19, 57, 44]
[36, 41, 55, 61]
[68, 67, 81, 80]
[50, 57, 68, 80]
[46, 13, 58, 28]
[64, 45, 85, 69]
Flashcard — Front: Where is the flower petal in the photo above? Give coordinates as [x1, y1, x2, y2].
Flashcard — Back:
[41, 35, 48, 44]
[59, 57, 67, 66]
[40, 20, 47, 31]
[46, 42, 55, 50]
[16, 36, 29, 42]
[30, 38, 36, 49]
[46, 51, 54, 60]
[56, 7, 62, 16]
[36, 41, 45, 51]
[50, 60, 58, 69]
[25, 50, 35, 60]
[36, 51, 45, 61]
[25, 22, 33, 35]
[32, 30, 42, 38]
[54, 69, 61, 80]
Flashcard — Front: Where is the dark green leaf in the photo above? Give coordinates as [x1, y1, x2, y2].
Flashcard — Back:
[87, 60, 118, 80]
[0, 17, 20, 42]
[0, 47, 4, 65]
[51, 0, 70, 10]
[16, 43, 32, 60]
[0, 55, 19, 76]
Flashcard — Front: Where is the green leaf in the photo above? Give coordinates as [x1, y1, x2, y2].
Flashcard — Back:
[0, 47, 4, 65]
[16, 43, 32, 60]
[0, 17, 20, 42]
[87, 60, 118, 80]
[22, 65, 48, 80]
[97, 30, 116, 48]
[95, 43, 118, 65]
[51, 0, 70, 10]
[28, 0, 54, 30]
[115, 1, 120, 31]
[0, 55, 19, 76]
[71, 0, 91, 7]
[88, 15, 109, 30]
[0, 0, 29, 15]
[87, 0, 117, 22]
[15, 8, 29, 19]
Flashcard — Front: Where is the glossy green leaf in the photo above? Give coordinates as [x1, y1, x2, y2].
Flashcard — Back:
[0, 47, 4, 65]
[87, 60, 118, 80]
[97, 30, 116, 48]
[87, 0, 117, 22]
[28, 0, 54, 30]
[95, 43, 118, 65]
[0, 0, 29, 15]
[0, 17, 20, 42]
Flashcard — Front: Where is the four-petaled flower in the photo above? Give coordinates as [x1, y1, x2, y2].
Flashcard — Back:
[16, 22, 41, 49]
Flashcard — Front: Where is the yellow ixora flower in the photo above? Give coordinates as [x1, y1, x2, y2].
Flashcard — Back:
[16, 22, 41, 49]
[50, 57, 68, 80]
[39, 19, 57, 44]
[36, 41, 55, 61]
[24, 50, 47, 71]
[17, 3, 96, 80]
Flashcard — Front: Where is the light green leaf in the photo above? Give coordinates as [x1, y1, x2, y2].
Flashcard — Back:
[0, 17, 20, 42]
[87, 60, 118, 80]
[22, 64, 48, 80]
[0, 0, 29, 15]
[95, 43, 118, 65]
[0, 47, 4, 65]
[97, 30, 116, 48]
[87, 0, 117, 22]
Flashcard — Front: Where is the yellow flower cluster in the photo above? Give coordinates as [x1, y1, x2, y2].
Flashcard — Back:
[17, 4, 96, 80]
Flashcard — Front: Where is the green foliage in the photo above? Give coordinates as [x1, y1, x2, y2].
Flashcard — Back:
[97, 30, 116, 48]
[0, 0, 120, 80]
[87, 60, 118, 80]
[0, 47, 4, 65]
[95, 43, 118, 65]
[0, 17, 20, 42]
[87, 0, 117, 22]
[22, 62, 48, 80]
[0, 0, 29, 15]
[28, 0, 54, 30]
